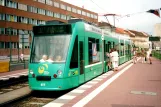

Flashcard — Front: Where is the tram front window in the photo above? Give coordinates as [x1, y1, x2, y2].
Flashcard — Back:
[31, 35, 70, 63]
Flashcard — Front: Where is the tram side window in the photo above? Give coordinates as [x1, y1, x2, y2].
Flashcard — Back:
[128, 45, 131, 54]
[115, 44, 119, 53]
[125, 45, 128, 55]
[96, 39, 99, 51]
[120, 43, 124, 56]
[88, 37, 100, 64]
[70, 36, 78, 68]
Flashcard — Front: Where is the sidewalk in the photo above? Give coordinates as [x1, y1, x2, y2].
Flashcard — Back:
[64, 58, 161, 107]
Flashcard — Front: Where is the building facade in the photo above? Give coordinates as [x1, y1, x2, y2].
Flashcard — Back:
[129, 30, 149, 49]
[0, 0, 98, 60]
[98, 22, 150, 49]
[154, 23, 161, 37]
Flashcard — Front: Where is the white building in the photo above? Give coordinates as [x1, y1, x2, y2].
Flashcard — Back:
[154, 23, 161, 37]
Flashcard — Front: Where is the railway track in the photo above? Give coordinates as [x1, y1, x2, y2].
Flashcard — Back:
[0, 73, 71, 107]
[3, 89, 71, 107]
[0, 82, 28, 94]
[0, 74, 28, 88]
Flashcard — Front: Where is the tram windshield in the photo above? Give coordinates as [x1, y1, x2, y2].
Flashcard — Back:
[30, 35, 71, 63]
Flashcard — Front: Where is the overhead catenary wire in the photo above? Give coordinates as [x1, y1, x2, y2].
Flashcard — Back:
[89, 0, 111, 24]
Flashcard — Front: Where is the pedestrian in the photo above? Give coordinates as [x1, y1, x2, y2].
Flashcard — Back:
[141, 49, 145, 63]
[146, 49, 152, 64]
[20, 53, 24, 62]
[106, 49, 113, 69]
[111, 48, 119, 71]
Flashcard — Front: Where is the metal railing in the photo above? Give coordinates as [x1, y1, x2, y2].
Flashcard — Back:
[152, 50, 161, 60]
[0, 57, 29, 72]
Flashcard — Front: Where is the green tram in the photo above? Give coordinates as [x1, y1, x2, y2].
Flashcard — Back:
[28, 21, 132, 91]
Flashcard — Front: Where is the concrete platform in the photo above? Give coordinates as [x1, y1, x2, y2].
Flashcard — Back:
[43, 57, 161, 107]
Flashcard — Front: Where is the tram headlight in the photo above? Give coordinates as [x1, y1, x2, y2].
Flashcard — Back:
[57, 70, 62, 76]
[30, 70, 33, 74]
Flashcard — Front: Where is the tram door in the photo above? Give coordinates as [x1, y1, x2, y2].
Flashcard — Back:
[128, 44, 131, 60]
[79, 37, 85, 84]
[104, 41, 111, 72]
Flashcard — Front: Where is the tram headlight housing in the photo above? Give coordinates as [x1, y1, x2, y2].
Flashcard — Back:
[57, 70, 62, 76]
[29, 70, 33, 74]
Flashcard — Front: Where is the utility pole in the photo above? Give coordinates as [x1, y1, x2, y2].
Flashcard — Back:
[104, 14, 116, 32]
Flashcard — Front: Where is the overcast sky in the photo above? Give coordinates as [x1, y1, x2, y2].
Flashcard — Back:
[61, 0, 161, 35]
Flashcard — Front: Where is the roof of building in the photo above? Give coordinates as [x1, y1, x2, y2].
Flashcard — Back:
[98, 22, 115, 28]
[129, 30, 149, 37]
[98, 22, 150, 38]
[115, 27, 127, 34]
[124, 30, 135, 37]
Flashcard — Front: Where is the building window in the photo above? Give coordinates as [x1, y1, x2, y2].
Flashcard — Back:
[53, 2, 59, 8]
[61, 14, 66, 20]
[13, 42, 17, 48]
[38, 0, 45, 4]
[46, 10, 53, 17]
[5, 28, 11, 35]
[33, 19, 37, 25]
[28, 6, 37, 13]
[6, 14, 17, 22]
[0, 13, 5, 20]
[3, 28, 17, 35]
[28, 18, 32, 24]
[82, 11, 86, 16]
[0, 42, 5, 49]
[46, 0, 52, 6]
[94, 15, 98, 19]
[77, 9, 81, 14]
[0, 28, 5, 34]
[87, 13, 90, 17]
[60, 4, 66, 10]
[6, 0, 17, 8]
[6, 14, 10, 21]
[0, 0, 5, 6]
[38, 20, 45, 25]
[28, 18, 37, 25]
[54, 13, 60, 18]
[72, 8, 77, 13]
[18, 3, 27, 11]
[91, 14, 94, 18]
[67, 6, 71, 11]
[67, 15, 71, 20]
[13, 29, 17, 35]
[38, 8, 45, 15]
[18, 16, 28, 24]
[5, 42, 10, 48]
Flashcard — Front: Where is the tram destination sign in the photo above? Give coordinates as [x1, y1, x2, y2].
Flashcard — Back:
[33, 25, 72, 35]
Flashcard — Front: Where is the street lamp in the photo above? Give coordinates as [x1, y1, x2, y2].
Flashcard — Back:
[9, 27, 12, 62]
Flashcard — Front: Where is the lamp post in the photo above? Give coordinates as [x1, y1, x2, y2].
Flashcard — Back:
[9, 27, 12, 62]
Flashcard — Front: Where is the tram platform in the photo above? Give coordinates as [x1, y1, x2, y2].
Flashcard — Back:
[0, 69, 28, 81]
[44, 57, 161, 107]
